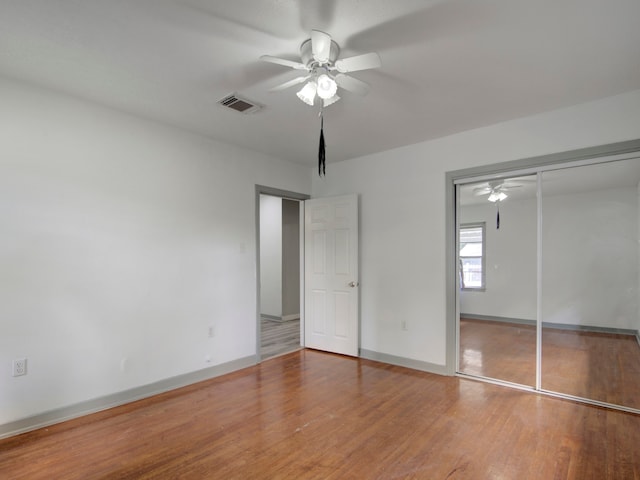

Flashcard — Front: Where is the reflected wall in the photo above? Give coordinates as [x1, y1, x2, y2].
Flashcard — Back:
[541, 159, 640, 409]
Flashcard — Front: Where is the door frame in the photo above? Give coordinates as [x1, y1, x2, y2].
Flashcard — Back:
[255, 185, 310, 363]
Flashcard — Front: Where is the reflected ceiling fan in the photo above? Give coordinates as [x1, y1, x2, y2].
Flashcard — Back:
[473, 178, 534, 229]
[473, 179, 532, 202]
[260, 30, 381, 107]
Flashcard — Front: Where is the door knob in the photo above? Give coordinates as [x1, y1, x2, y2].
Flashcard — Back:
[348, 281, 359, 287]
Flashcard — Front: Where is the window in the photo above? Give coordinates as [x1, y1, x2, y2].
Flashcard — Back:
[459, 223, 485, 290]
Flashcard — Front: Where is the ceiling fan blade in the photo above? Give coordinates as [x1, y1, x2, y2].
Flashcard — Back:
[260, 55, 308, 70]
[335, 74, 370, 96]
[335, 52, 382, 73]
[269, 75, 311, 92]
[473, 188, 492, 196]
[311, 30, 332, 63]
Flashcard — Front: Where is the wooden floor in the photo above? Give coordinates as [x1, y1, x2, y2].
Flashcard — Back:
[2, 349, 639, 479]
[260, 317, 300, 359]
[459, 318, 640, 410]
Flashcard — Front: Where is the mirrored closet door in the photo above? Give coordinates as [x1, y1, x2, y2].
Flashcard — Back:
[540, 158, 640, 410]
[457, 154, 640, 413]
[458, 174, 538, 387]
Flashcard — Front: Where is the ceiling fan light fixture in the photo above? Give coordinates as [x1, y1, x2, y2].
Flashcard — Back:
[323, 94, 340, 108]
[296, 81, 317, 106]
[488, 192, 507, 202]
[316, 73, 337, 99]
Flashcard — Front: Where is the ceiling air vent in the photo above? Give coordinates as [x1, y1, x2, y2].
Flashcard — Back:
[217, 93, 262, 114]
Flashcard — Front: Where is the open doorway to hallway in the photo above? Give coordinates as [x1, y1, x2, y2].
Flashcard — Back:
[258, 193, 303, 360]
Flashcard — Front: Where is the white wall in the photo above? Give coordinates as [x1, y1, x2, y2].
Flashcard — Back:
[542, 187, 638, 329]
[259, 195, 282, 317]
[312, 89, 640, 368]
[459, 198, 537, 321]
[0, 77, 310, 426]
[281, 199, 300, 319]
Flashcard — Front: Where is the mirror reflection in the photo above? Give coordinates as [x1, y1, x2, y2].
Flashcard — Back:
[458, 175, 537, 386]
[541, 159, 640, 409]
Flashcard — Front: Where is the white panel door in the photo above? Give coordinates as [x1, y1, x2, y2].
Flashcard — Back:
[304, 194, 359, 356]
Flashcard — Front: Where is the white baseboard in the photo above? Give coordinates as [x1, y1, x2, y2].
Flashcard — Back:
[462, 313, 639, 336]
[0, 355, 255, 440]
[359, 349, 449, 376]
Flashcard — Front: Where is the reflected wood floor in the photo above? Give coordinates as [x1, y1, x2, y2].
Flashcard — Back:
[460, 318, 640, 410]
[2, 349, 640, 479]
[260, 317, 300, 359]
[459, 318, 537, 386]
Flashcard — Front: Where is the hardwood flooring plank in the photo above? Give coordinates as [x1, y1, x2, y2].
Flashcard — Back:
[459, 318, 536, 386]
[1, 350, 639, 479]
[460, 318, 640, 410]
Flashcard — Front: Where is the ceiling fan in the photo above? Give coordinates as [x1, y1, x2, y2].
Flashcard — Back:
[473, 179, 532, 202]
[260, 30, 381, 107]
[472, 179, 532, 229]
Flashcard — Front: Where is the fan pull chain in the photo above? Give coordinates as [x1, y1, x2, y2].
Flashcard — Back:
[496, 202, 500, 229]
[318, 112, 326, 177]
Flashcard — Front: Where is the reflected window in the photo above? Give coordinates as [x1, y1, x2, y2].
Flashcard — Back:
[460, 223, 485, 290]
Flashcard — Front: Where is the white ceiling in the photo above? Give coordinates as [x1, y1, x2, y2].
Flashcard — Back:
[2, 0, 640, 166]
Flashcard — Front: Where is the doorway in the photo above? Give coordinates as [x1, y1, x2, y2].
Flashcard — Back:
[256, 186, 309, 361]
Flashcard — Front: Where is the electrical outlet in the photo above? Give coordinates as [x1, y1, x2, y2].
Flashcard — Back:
[12, 358, 27, 377]
[208, 325, 215, 338]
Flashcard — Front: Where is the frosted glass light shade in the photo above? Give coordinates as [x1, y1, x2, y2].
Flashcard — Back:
[296, 82, 317, 105]
[316, 74, 337, 99]
[297, 81, 317, 105]
[488, 192, 507, 202]
[323, 94, 340, 107]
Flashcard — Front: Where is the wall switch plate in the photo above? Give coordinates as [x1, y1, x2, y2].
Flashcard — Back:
[208, 325, 215, 338]
[12, 358, 27, 377]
